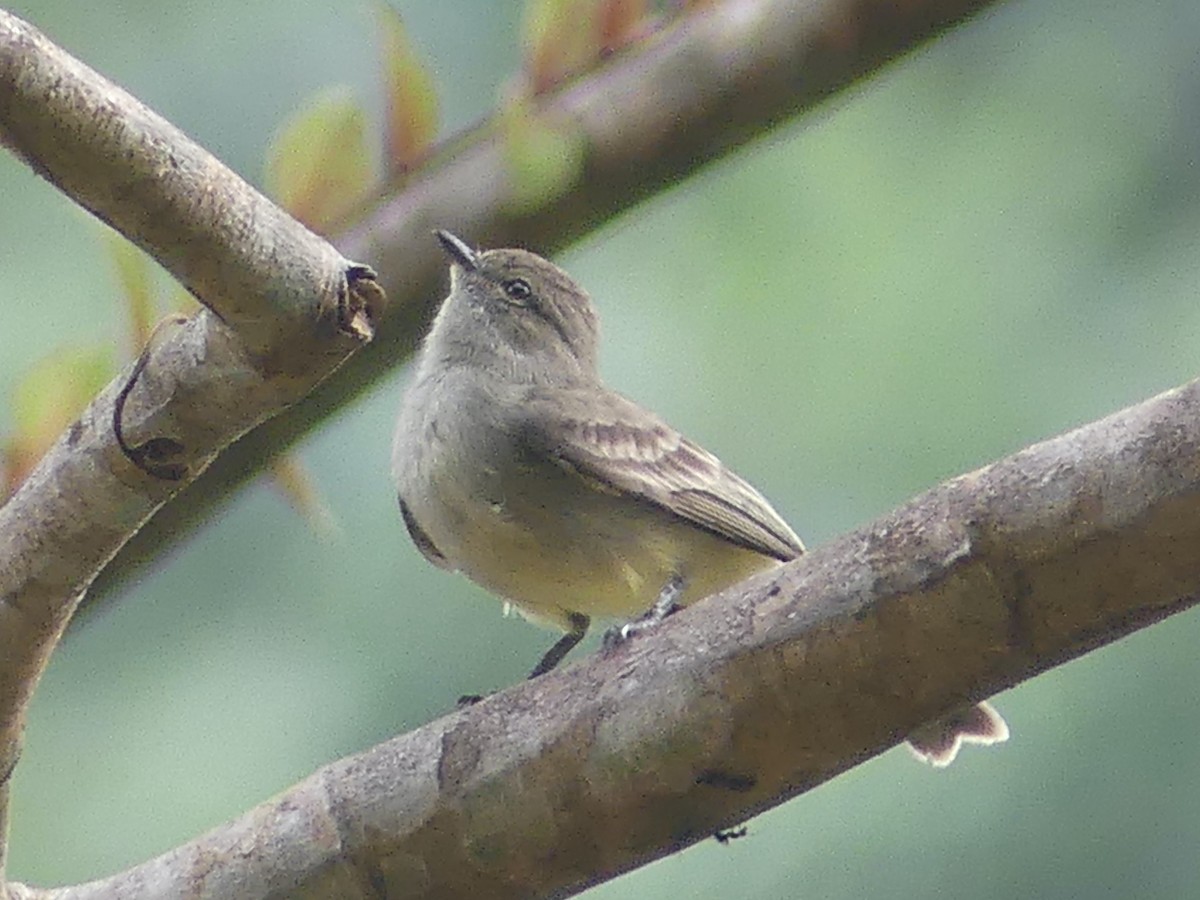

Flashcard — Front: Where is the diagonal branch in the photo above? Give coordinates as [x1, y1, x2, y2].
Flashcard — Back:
[0, 10, 383, 887]
[88, 0, 1008, 607]
[10, 375, 1200, 899]
[0, 13, 377, 363]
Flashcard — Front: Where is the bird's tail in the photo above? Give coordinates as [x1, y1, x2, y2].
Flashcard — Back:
[906, 701, 1009, 767]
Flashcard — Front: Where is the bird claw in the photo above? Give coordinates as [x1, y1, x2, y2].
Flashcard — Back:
[601, 624, 631, 653]
[601, 575, 685, 655]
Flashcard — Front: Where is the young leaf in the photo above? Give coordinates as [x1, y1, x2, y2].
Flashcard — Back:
[4, 346, 114, 497]
[268, 452, 340, 538]
[378, 2, 439, 175]
[105, 232, 157, 351]
[597, 0, 651, 56]
[522, 0, 599, 94]
[265, 87, 375, 231]
[500, 97, 587, 214]
[167, 282, 201, 316]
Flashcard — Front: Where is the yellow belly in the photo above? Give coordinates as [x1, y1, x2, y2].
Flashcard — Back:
[445, 496, 781, 631]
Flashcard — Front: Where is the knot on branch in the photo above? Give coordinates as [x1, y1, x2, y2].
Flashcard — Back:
[338, 264, 384, 343]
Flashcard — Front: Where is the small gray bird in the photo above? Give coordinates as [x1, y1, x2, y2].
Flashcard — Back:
[393, 231, 1007, 765]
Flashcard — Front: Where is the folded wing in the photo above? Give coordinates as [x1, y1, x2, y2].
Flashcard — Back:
[520, 388, 803, 562]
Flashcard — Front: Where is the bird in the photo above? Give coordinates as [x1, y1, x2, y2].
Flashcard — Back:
[392, 230, 1007, 766]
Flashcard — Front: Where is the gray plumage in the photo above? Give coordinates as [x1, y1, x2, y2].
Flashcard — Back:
[392, 231, 1006, 766]
[392, 231, 800, 633]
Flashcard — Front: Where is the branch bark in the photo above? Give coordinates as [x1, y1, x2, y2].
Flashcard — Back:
[10, 376, 1200, 899]
[87, 0, 1007, 607]
[0, 10, 382, 889]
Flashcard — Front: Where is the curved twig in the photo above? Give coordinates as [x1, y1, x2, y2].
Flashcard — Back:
[112, 315, 190, 481]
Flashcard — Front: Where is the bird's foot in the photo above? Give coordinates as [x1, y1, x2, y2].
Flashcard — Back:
[602, 574, 685, 652]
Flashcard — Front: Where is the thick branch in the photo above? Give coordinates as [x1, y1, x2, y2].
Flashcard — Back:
[0, 12, 375, 363]
[90, 0, 1006, 605]
[0, 10, 381, 884]
[11, 377, 1200, 900]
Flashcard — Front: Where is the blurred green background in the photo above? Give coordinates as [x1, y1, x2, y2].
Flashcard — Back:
[4, 0, 1200, 897]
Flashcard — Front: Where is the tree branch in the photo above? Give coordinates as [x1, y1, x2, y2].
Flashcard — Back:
[0, 12, 376, 361]
[9, 375, 1200, 898]
[87, 0, 1007, 607]
[0, 10, 382, 887]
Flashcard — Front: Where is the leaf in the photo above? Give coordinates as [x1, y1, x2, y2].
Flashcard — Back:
[596, 0, 651, 56]
[168, 282, 201, 316]
[268, 453, 340, 538]
[4, 346, 114, 496]
[522, 0, 599, 94]
[500, 98, 587, 214]
[378, 2, 440, 175]
[105, 232, 157, 350]
[265, 87, 374, 231]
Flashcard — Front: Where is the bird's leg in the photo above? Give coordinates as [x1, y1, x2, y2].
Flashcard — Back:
[529, 612, 590, 678]
[602, 574, 685, 652]
[458, 612, 589, 704]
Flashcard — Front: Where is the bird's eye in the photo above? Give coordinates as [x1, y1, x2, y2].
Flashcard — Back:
[502, 278, 533, 304]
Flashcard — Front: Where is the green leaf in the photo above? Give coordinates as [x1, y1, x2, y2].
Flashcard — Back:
[5, 346, 114, 495]
[378, 2, 440, 175]
[268, 453, 340, 538]
[265, 87, 374, 231]
[105, 232, 157, 350]
[522, 0, 598, 93]
[500, 98, 587, 214]
[12, 347, 114, 438]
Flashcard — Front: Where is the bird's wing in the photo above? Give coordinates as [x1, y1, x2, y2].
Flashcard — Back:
[520, 388, 804, 562]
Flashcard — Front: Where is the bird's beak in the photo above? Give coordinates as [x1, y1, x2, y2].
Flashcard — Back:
[434, 230, 479, 272]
